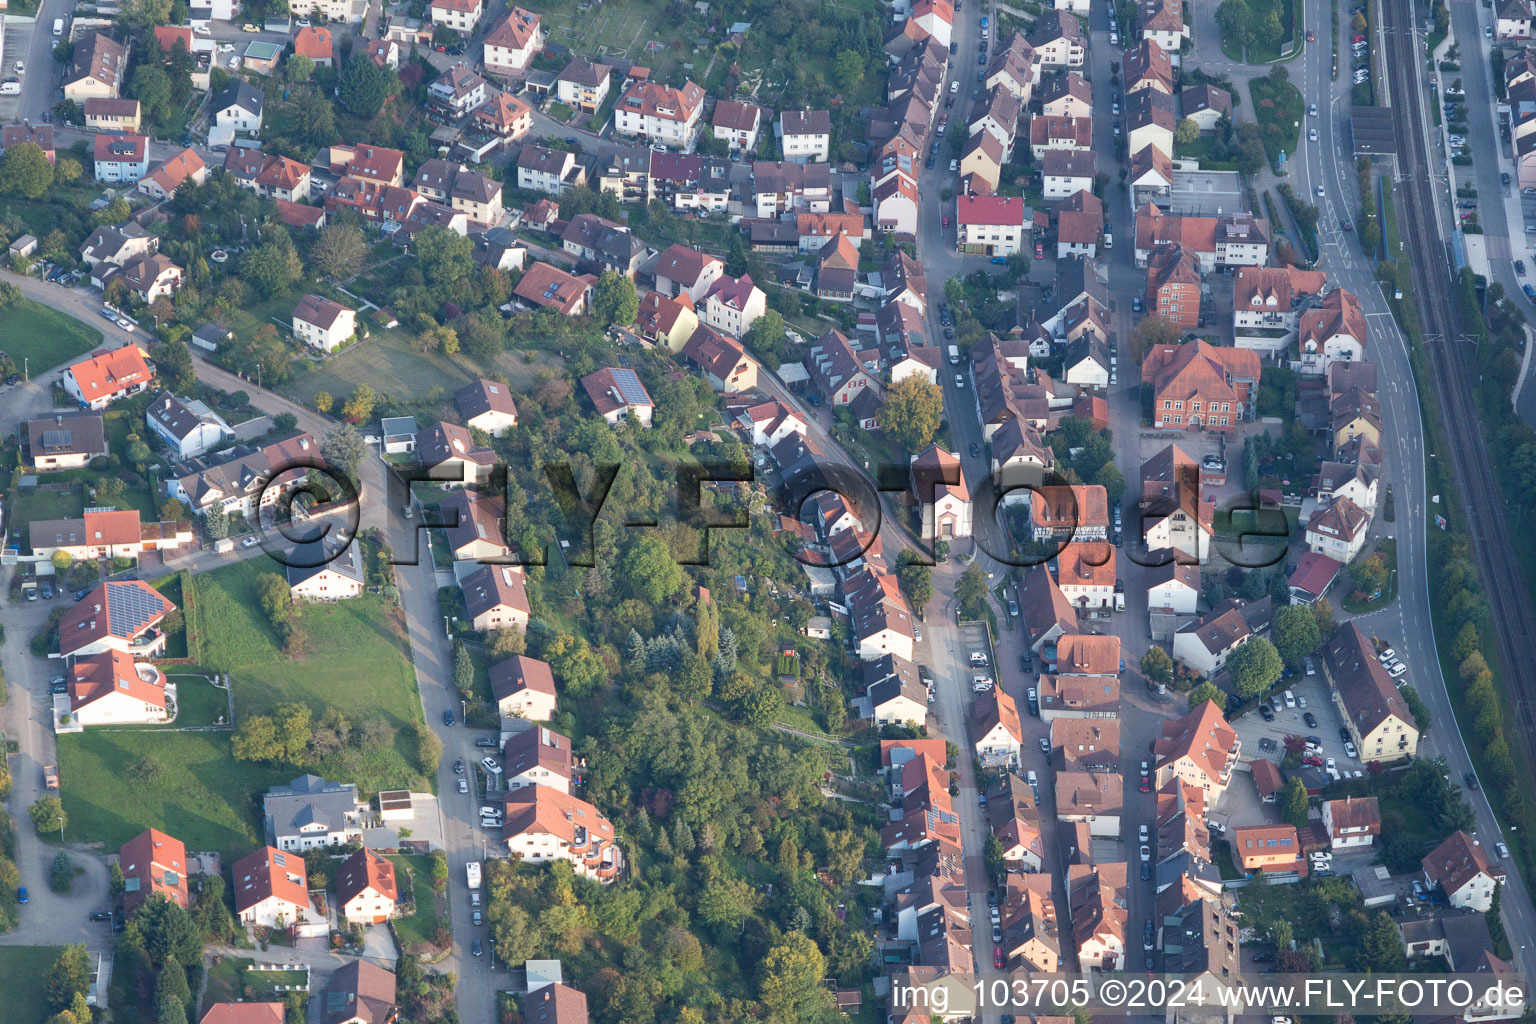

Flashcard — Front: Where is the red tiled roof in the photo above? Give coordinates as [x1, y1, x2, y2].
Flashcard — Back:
[231, 846, 310, 915]
[293, 26, 333, 60]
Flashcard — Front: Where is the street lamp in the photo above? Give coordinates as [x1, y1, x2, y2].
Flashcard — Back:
[56, 816, 64, 845]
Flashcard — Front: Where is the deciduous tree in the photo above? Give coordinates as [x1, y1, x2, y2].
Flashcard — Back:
[1271, 604, 1322, 666]
[0, 143, 54, 199]
[1188, 682, 1226, 711]
[883, 376, 944, 453]
[591, 270, 639, 325]
[310, 224, 367, 280]
[1228, 636, 1283, 697]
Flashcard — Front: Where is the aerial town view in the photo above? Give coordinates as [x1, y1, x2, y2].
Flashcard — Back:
[3, 0, 1536, 1018]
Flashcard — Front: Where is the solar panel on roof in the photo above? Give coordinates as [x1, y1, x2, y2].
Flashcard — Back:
[610, 368, 649, 404]
[105, 582, 167, 639]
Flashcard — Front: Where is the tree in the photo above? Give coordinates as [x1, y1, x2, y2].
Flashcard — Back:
[46, 944, 91, 1011]
[1092, 461, 1126, 504]
[310, 224, 367, 280]
[1228, 636, 1283, 697]
[29, 795, 66, 835]
[1140, 646, 1174, 684]
[896, 558, 933, 610]
[0, 142, 54, 199]
[339, 54, 395, 118]
[129, 65, 173, 126]
[412, 226, 477, 288]
[56, 157, 83, 184]
[545, 633, 603, 696]
[155, 958, 191, 1008]
[1216, 0, 1254, 47]
[322, 424, 366, 478]
[342, 384, 378, 422]
[1129, 313, 1179, 362]
[832, 48, 865, 90]
[232, 714, 281, 761]
[742, 309, 789, 369]
[1350, 552, 1388, 597]
[242, 241, 302, 299]
[591, 270, 639, 325]
[1176, 117, 1202, 146]
[203, 501, 229, 540]
[453, 640, 474, 696]
[1452, 622, 1481, 661]
[621, 535, 687, 605]
[1361, 911, 1407, 972]
[697, 872, 758, 927]
[1187, 682, 1227, 711]
[284, 53, 315, 83]
[1400, 685, 1432, 736]
[1280, 776, 1310, 829]
[157, 338, 196, 392]
[137, 894, 202, 968]
[409, 719, 443, 775]
[883, 376, 944, 453]
[1271, 604, 1322, 666]
[948, 566, 989, 624]
[50, 851, 75, 893]
[129, 754, 169, 784]
[758, 932, 832, 1023]
[1234, 121, 1268, 176]
[51, 550, 74, 572]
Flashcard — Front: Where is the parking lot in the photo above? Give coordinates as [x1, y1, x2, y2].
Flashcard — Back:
[1229, 672, 1363, 777]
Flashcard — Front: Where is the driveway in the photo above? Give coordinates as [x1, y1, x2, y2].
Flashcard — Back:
[0, 577, 115, 948]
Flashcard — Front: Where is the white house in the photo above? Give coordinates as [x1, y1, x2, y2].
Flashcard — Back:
[502, 787, 622, 882]
[286, 540, 364, 602]
[701, 274, 766, 337]
[1042, 150, 1095, 199]
[503, 725, 574, 792]
[146, 394, 235, 460]
[1321, 796, 1380, 850]
[490, 655, 558, 721]
[262, 775, 363, 851]
[956, 195, 1028, 257]
[1304, 496, 1370, 564]
[232, 846, 325, 935]
[454, 378, 519, 437]
[1423, 832, 1506, 912]
[335, 847, 398, 925]
[291, 294, 357, 353]
[911, 445, 973, 540]
[212, 81, 264, 135]
[483, 6, 543, 77]
[780, 109, 831, 163]
[973, 689, 1024, 767]
[67, 651, 169, 727]
[1146, 562, 1199, 615]
[429, 0, 483, 33]
[94, 134, 150, 182]
[613, 80, 706, 150]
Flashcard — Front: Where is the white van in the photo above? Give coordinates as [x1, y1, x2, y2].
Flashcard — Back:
[1282, 689, 1296, 708]
[53, 17, 65, 35]
[1103, 230, 1113, 249]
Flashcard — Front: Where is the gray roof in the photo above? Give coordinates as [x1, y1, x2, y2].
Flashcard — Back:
[214, 79, 265, 118]
[285, 538, 365, 589]
[262, 774, 359, 844]
[27, 412, 107, 459]
[146, 394, 232, 446]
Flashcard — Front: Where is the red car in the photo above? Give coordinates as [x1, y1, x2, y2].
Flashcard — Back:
[1139, 778, 1151, 793]
[1353, 34, 1365, 42]
[1034, 242, 1044, 259]
[1303, 755, 1324, 767]
[994, 947, 1004, 969]
[1305, 29, 1315, 41]
[943, 215, 951, 227]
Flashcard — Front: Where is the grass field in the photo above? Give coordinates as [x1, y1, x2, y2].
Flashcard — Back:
[56, 727, 292, 858]
[201, 956, 255, 1012]
[169, 674, 230, 727]
[0, 299, 102, 376]
[192, 560, 429, 791]
[57, 558, 428, 858]
[12, 484, 84, 527]
[0, 946, 64, 1024]
[387, 854, 443, 951]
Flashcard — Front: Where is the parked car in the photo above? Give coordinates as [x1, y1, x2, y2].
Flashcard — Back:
[1259, 703, 1276, 722]
[1139, 844, 1151, 862]
[453, 758, 465, 774]
[1344, 740, 1359, 759]
[442, 708, 455, 726]
[456, 778, 468, 793]
[1303, 712, 1318, 728]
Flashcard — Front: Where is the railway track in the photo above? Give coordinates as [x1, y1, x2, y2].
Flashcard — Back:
[1380, 0, 1536, 739]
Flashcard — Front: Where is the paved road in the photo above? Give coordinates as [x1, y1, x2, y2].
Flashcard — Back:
[0, 591, 115, 950]
[1288, 0, 1536, 979]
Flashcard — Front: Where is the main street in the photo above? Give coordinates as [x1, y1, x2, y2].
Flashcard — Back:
[1288, 0, 1536, 978]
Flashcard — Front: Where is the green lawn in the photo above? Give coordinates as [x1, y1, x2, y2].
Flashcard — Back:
[56, 728, 292, 859]
[12, 484, 84, 527]
[201, 956, 255, 1013]
[169, 673, 230, 727]
[0, 946, 64, 1024]
[245, 968, 309, 994]
[0, 298, 102, 376]
[57, 558, 429, 859]
[193, 559, 429, 791]
[387, 854, 444, 952]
